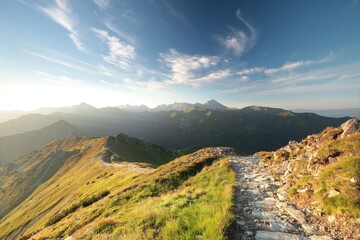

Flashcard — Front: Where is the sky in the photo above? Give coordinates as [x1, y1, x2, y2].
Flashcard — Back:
[0, 0, 359, 111]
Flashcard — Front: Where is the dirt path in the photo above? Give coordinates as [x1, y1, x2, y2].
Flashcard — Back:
[230, 156, 333, 240]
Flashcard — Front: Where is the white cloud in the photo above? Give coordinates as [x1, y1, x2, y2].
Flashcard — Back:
[92, 28, 135, 69]
[193, 69, 231, 85]
[159, 49, 224, 85]
[215, 9, 257, 56]
[265, 55, 333, 75]
[237, 67, 265, 76]
[40, 0, 85, 51]
[94, 0, 110, 9]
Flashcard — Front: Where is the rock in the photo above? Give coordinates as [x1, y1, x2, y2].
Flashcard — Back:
[277, 192, 288, 201]
[251, 197, 277, 210]
[308, 236, 333, 240]
[328, 189, 340, 198]
[350, 177, 357, 183]
[269, 220, 295, 232]
[302, 223, 315, 234]
[327, 215, 336, 223]
[255, 230, 307, 240]
[236, 220, 245, 225]
[246, 231, 254, 236]
[328, 157, 337, 164]
[297, 188, 309, 193]
[252, 209, 275, 220]
[340, 118, 360, 138]
[355, 218, 360, 226]
[286, 205, 306, 224]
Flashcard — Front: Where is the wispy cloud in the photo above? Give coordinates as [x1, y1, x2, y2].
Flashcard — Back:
[40, 0, 85, 51]
[20, 48, 96, 74]
[94, 0, 110, 9]
[102, 18, 136, 44]
[159, 49, 229, 86]
[92, 28, 135, 69]
[34, 71, 83, 85]
[215, 9, 257, 56]
[163, 1, 190, 26]
[264, 54, 333, 76]
[224, 62, 360, 95]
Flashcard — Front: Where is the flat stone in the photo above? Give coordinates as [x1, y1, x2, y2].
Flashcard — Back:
[286, 205, 306, 224]
[268, 220, 295, 232]
[245, 189, 260, 195]
[252, 197, 277, 210]
[255, 230, 307, 240]
[252, 209, 276, 220]
[236, 220, 245, 226]
[308, 236, 333, 240]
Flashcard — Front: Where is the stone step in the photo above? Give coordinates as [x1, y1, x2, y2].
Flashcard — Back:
[255, 230, 307, 240]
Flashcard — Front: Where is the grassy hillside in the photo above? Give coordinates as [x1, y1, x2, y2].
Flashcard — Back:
[0, 142, 236, 240]
[0, 120, 85, 166]
[103, 133, 186, 166]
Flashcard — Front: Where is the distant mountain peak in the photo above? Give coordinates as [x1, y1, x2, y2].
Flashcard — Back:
[154, 99, 228, 112]
[201, 99, 228, 109]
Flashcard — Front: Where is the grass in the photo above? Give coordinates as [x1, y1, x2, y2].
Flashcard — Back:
[0, 143, 236, 240]
[45, 190, 110, 226]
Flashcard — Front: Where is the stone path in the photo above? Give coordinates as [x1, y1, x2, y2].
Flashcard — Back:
[230, 156, 333, 240]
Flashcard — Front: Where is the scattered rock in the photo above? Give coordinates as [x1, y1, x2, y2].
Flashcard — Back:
[327, 157, 337, 164]
[327, 189, 340, 198]
[286, 205, 306, 224]
[327, 215, 336, 223]
[302, 223, 315, 234]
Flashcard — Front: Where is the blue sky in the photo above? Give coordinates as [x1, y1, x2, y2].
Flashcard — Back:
[0, 0, 359, 110]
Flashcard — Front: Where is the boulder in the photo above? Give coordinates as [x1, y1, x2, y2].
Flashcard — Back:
[340, 118, 360, 138]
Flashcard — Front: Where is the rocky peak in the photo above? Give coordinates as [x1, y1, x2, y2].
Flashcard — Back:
[340, 118, 360, 138]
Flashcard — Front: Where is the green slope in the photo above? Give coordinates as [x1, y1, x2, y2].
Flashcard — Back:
[0, 137, 236, 239]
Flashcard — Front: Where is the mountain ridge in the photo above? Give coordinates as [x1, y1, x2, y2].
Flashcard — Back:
[0, 120, 85, 166]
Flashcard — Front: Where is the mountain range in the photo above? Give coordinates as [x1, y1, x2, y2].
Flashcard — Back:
[0, 104, 349, 153]
[2, 100, 359, 124]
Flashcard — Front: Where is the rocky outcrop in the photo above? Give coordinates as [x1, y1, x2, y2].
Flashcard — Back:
[340, 118, 360, 138]
[254, 118, 360, 239]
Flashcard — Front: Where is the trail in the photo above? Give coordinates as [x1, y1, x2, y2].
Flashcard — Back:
[230, 156, 333, 240]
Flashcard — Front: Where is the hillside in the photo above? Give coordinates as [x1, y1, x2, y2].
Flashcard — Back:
[255, 118, 360, 239]
[103, 133, 196, 166]
[0, 120, 85, 166]
[0, 135, 236, 239]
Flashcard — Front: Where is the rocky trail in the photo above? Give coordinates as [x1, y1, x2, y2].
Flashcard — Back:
[230, 156, 334, 240]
